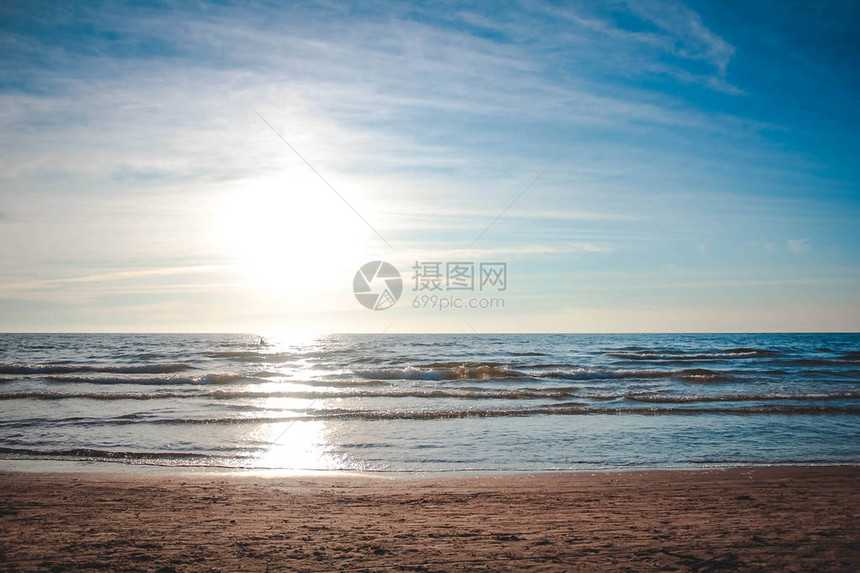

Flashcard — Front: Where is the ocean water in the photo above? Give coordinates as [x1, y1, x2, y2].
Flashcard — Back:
[0, 333, 858, 473]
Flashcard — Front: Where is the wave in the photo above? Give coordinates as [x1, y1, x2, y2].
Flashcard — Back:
[353, 357, 387, 364]
[354, 363, 734, 383]
[787, 358, 858, 367]
[355, 363, 527, 381]
[38, 374, 392, 388]
[842, 351, 860, 362]
[0, 445, 845, 471]
[6, 405, 857, 428]
[677, 368, 733, 382]
[0, 363, 193, 375]
[0, 388, 576, 401]
[536, 367, 731, 383]
[0, 446, 253, 466]
[166, 404, 860, 421]
[42, 373, 253, 386]
[251, 370, 283, 378]
[624, 392, 860, 404]
[724, 347, 782, 356]
[202, 351, 299, 362]
[0, 446, 217, 461]
[299, 379, 392, 387]
[2, 389, 855, 404]
[605, 347, 780, 361]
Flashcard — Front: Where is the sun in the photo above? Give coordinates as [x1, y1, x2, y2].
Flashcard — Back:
[213, 176, 364, 295]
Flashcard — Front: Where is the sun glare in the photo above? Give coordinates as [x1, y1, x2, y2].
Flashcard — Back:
[253, 418, 339, 471]
[213, 178, 364, 296]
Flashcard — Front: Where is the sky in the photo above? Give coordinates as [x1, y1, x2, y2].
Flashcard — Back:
[0, 0, 858, 333]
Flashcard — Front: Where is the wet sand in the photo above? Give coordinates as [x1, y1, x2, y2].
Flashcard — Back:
[0, 466, 857, 571]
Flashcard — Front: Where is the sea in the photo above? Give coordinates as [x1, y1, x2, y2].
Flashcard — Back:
[0, 333, 858, 473]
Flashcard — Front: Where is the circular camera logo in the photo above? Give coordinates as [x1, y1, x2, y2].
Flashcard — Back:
[353, 261, 402, 310]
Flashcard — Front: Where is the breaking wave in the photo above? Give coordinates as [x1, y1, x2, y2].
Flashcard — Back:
[0, 363, 193, 375]
[4, 405, 858, 428]
[355, 363, 527, 381]
[42, 373, 252, 385]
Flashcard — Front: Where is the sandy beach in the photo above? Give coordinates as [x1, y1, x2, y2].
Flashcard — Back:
[0, 466, 856, 571]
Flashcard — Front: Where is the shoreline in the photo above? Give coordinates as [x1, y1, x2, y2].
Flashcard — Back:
[3, 458, 859, 477]
[2, 465, 857, 571]
[3, 454, 860, 474]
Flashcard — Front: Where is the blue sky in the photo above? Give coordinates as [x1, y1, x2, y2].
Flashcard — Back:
[0, 0, 857, 333]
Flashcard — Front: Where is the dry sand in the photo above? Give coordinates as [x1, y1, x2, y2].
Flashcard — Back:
[0, 466, 857, 571]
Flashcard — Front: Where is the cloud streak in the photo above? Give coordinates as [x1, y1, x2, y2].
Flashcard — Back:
[0, 266, 229, 293]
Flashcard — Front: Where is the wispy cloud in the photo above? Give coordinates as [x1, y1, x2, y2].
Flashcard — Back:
[392, 243, 614, 262]
[624, 0, 735, 72]
[787, 239, 811, 254]
[0, 266, 228, 293]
